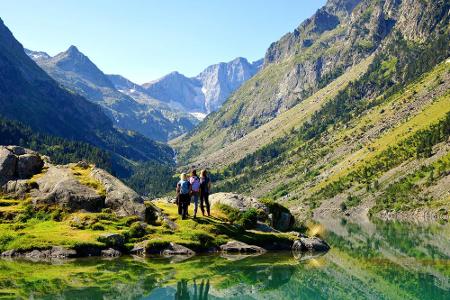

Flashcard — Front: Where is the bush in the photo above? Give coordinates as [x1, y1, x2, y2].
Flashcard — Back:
[126, 222, 147, 239]
[90, 223, 105, 231]
[238, 209, 258, 230]
[217, 204, 258, 230]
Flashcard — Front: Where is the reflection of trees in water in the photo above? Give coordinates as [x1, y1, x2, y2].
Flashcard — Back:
[175, 279, 210, 300]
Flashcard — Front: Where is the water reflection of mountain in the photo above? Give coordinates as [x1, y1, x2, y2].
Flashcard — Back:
[0, 220, 448, 299]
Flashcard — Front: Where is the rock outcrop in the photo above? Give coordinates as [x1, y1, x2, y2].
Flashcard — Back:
[90, 168, 146, 219]
[209, 193, 294, 231]
[292, 237, 330, 252]
[0, 146, 44, 186]
[220, 240, 266, 254]
[161, 243, 196, 256]
[209, 193, 268, 213]
[0, 146, 148, 220]
[1, 246, 77, 259]
[30, 165, 105, 212]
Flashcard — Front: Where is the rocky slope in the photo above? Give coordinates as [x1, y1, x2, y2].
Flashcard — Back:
[143, 57, 262, 115]
[174, 0, 448, 163]
[26, 47, 197, 141]
[173, 0, 450, 223]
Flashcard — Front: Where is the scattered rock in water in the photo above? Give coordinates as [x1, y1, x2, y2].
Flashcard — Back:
[130, 242, 146, 256]
[292, 237, 330, 252]
[101, 248, 122, 257]
[220, 240, 266, 254]
[1, 247, 77, 259]
[161, 243, 196, 256]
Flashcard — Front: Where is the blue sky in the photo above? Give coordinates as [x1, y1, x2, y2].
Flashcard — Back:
[0, 0, 325, 83]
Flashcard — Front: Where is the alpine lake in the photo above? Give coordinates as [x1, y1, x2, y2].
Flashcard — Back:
[0, 218, 448, 300]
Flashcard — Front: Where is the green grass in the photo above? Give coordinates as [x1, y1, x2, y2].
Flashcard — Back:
[71, 164, 106, 197]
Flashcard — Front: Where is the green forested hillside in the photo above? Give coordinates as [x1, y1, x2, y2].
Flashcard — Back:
[0, 17, 175, 197]
[174, 0, 449, 165]
[173, 0, 450, 221]
[0, 117, 175, 197]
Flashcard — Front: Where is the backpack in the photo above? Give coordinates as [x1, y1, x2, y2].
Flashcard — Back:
[190, 176, 200, 192]
[178, 180, 190, 195]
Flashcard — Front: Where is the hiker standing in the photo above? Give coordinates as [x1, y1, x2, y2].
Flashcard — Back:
[200, 170, 211, 216]
[189, 169, 201, 218]
[177, 173, 191, 220]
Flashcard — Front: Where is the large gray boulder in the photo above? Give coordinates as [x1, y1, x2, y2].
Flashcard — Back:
[30, 165, 104, 212]
[90, 167, 146, 219]
[161, 242, 195, 256]
[17, 153, 44, 178]
[292, 237, 330, 252]
[0, 146, 44, 187]
[209, 193, 294, 231]
[209, 193, 268, 213]
[0, 147, 18, 186]
[220, 240, 266, 254]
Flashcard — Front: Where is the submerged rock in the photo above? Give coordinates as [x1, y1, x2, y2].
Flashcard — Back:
[220, 240, 266, 253]
[292, 237, 330, 252]
[101, 248, 122, 257]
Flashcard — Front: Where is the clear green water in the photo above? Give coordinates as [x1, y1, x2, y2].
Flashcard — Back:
[0, 219, 449, 299]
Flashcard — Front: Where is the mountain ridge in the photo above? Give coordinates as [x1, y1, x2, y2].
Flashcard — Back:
[143, 57, 262, 114]
[26, 46, 198, 141]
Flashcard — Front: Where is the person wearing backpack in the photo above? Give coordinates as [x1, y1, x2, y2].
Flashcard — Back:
[189, 169, 201, 218]
[200, 169, 211, 216]
[176, 173, 191, 220]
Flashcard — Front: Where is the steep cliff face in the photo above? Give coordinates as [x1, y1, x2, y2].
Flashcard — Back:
[143, 58, 262, 114]
[174, 0, 449, 163]
[143, 71, 206, 113]
[196, 58, 262, 113]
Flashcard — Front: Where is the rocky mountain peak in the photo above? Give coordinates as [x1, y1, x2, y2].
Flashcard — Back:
[324, 0, 362, 16]
[49, 45, 114, 88]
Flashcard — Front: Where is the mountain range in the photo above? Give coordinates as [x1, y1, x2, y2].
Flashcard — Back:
[0, 0, 448, 221]
[173, 0, 450, 222]
[143, 58, 262, 114]
[26, 47, 262, 141]
[25, 46, 198, 142]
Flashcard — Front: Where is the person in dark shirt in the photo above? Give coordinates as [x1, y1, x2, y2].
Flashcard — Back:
[199, 169, 211, 217]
